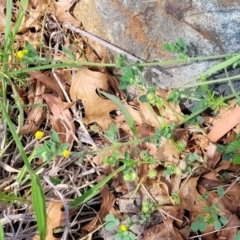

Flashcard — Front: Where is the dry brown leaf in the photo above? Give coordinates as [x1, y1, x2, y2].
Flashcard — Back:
[138, 101, 165, 126]
[42, 94, 75, 148]
[70, 68, 118, 130]
[214, 160, 232, 172]
[83, 186, 116, 232]
[174, 128, 189, 147]
[179, 177, 207, 214]
[16, 29, 42, 49]
[46, 202, 66, 240]
[221, 183, 240, 214]
[143, 217, 184, 240]
[218, 214, 240, 239]
[206, 142, 222, 169]
[28, 71, 64, 100]
[118, 191, 142, 214]
[54, 70, 73, 86]
[136, 124, 156, 138]
[33, 201, 66, 240]
[100, 68, 125, 100]
[208, 106, 240, 142]
[19, 4, 46, 32]
[145, 177, 172, 205]
[21, 81, 46, 134]
[191, 132, 210, 154]
[170, 174, 182, 193]
[0, 1, 7, 32]
[1, 0, 49, 33]
[208, 192, 231, 217]
[138, 163, 149, 185]
[198, 175, 222, 190]
[51, 0, 80, 26]
[156, 88, 183, 122]
[154, 139, 180, 164]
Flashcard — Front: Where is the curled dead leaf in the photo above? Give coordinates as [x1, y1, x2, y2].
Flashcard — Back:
[154, 139, 180, 164]
[21, 81, 46, 134]
[208, 106, 240, 142]
[52, 0, 80, 26]
[42, 94, 75, 148]
[179, 177, 207, 213]
[70, 68, 118, 130]
[143, 217, 184, 240]
[28, 71, 64, 100]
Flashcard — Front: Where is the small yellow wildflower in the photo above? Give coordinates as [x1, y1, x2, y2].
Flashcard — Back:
[119, 224, 127, 232]
[62, 149, 70, 158]
[175, 166, 182, 175]
[35, 130, 44, 140]
[204, 213, 211, 222]
[16, 49, 28, 59]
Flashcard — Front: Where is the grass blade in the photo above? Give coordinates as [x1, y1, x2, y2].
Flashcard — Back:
[234, 231, 240, 240]
[99, 90, 138, 139]
[0, 103, 31, 171]
[16, 150, 35, 183]
[69, 165, 125, 208]
[12, 0, 28, 37]
[3, 0, 12, 56]
[0, 220, 4, 240]
[11, 83, 24, 132]
[1, 103, 47, 240]
[200, 54, 240, 77]
[31, 174, 46, 240]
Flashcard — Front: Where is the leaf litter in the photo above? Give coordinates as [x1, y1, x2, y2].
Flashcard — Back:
[1, 1, 240, 240]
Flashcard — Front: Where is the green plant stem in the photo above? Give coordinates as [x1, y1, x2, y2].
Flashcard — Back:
[223, 92, 240, 102]
[6, 53, 238, 77]
[224, 68, 240, 104]
[131, 53, 240, 67]
[176, 108, 207, 127]
[176, 91, 240, 127]
[180, 74, 240, 89]
[6, 62, 116, 76]
[69, 165, 126, 208]
[87, 139, 145, 155]
[0, 221, 4, 240]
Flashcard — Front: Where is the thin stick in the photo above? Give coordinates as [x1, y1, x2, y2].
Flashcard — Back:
[62, 23, 173, 77]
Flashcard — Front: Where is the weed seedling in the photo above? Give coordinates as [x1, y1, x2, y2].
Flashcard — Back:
[163, 38, 188, 59]
[217, 134, 240, 164]
[140, 201, 156, 223]
[104, 214, 136, 240]
[191, 203, 228, 232]
[35, 129, 70, 163]
[171, 192, 181, 205]
[116, 54, 144, 90]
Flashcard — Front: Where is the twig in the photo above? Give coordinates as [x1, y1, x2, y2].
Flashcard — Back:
[62, 23, 173, 77]
[188, 225, 240, 239]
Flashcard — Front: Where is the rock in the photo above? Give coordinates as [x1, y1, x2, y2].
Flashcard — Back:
[209, 68, 240, 96]
[73, 0, 240, 89]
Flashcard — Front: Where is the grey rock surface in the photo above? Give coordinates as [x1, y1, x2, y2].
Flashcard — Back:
[73, 0, 240, 88]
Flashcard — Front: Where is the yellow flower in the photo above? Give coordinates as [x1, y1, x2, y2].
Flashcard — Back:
[204, 213, 211, 222]
[175, 166, 182, 175]
[16, 49, 28, 59]
[62, 149, 70, 158]
[119, 224, 127, 232]
[35, 130, 44, 140]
